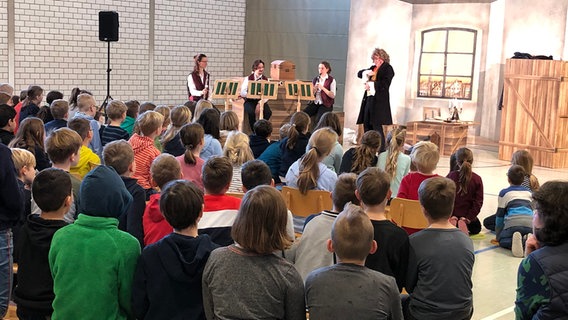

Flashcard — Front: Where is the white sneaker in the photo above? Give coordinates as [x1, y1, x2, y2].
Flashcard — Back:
[512, 231, 523, 258]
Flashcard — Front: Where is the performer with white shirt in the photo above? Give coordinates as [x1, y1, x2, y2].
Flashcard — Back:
[187, 53, 210, 102]
[241, 59, 272, 131]
[304, 61, 337, 126]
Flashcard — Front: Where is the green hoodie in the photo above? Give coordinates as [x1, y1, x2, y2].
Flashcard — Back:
[120, 115, 136, 136]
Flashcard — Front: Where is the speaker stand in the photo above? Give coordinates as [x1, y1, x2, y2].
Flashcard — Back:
[101, 40, 113, 112]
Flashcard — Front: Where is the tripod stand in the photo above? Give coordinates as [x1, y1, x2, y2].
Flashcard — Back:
[101, 40, 113, 112]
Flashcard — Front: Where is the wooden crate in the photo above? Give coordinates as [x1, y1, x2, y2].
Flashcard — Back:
[270, 60, 296, 80]
[405, 121, 469, 156]
[499, 59, 568, 168]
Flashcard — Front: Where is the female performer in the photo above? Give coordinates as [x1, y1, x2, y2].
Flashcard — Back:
[304, 61, 336, 125]
[356, 48, 394, 151]
[240, 59, 272, 132]
[187, 54, 210, 102]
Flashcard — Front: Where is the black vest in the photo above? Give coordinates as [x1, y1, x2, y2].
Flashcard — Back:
[530, 241, 568, 319]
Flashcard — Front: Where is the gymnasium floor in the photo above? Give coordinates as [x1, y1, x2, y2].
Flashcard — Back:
[431, 139, 568, 320]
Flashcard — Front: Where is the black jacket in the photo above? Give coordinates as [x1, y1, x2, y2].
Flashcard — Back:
[119, 176, 146, 248]
[249, 134, 270, 159]
[0, 144, 23, 229]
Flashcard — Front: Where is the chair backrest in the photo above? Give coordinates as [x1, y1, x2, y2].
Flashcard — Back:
[281, 186, 332, 217]
[226, 191, 245, 199]
[389, 197, 429, 229]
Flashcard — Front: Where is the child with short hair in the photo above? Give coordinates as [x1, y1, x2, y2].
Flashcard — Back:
[132, 180, 218, 319]
[223, 131, 254, 193]
[68, 117, 101, 179]
[9, 117, 51, 170]
[10, 148, 36, 260]
[45, 127, 83, 223]
[143, 154, 182, 246]
[357, 167, 409, 291]
[0, 104, 16, 145]
[249, 119, 272, 158]
[13, 168, 70, 319]
[72, 93, 102, 157]
[177, 123, 205, 190]
[100, 100, 129, 146]
[129, 111, 164, 199]
[36, 90, 63, 124]
[287, 173, 359, 280]
[153, 105, 171, 151]
[404, 177, 474, 320]
[121, 100, 140, 136]
[305, 204, 403, 320]
[199, 156, 241, 246]
[495, 165, 533, 257]
[397, 140, 439, 200]
[49, 165, 140, 319]
[103, 140, 146, 247]
[162, 105, 191, 156]
[258, 123, 291, 184]
[44, 99, 69, 136]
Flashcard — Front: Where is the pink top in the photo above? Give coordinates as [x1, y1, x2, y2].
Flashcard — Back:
[176, 154, 205, 191]
[397, 172, 439, 200]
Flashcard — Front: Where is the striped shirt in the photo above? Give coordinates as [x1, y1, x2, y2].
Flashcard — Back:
[129, 133, 160, 190]
[100, 125, 130, 146]
[198, 194, 241, 247]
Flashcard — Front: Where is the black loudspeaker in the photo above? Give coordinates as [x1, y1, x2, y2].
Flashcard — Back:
[99, 11, 119, 42]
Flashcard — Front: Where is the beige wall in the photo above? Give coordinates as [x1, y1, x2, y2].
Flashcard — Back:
[0, 0, 246, 105]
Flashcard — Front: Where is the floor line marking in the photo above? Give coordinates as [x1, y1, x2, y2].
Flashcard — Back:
[474, 245, 499, 254]
[479, 306, 514, 320]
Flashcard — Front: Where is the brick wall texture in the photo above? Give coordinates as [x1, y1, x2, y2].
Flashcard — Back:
[0, 0, 246, 105]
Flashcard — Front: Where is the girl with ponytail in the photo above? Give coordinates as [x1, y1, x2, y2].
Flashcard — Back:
[286, 127, 338, 194]
[223, 131, 254, 192]
[339, 130, 381, 174]
[176, 123, 205, 190]
[162, 105, 192, 156]
[446, 147, 484, 235]
[279, 111, 311, 178]
[377, 127, 411, 197]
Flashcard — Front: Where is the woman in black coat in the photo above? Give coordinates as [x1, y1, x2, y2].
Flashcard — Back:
[356, 48, 394, 152]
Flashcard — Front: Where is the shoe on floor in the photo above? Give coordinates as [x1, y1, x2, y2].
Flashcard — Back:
[512, 231, 524, 258]
[457, 219, 469, 235]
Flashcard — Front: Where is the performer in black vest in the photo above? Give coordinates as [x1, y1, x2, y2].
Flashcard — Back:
[240, 59, 272, 132]
[304, 61, 336, 126]
[187, 53, 210, 102]
[356, 48, 394, 152]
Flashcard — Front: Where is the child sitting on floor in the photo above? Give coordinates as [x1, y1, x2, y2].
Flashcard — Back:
[397, 141, 439, 200]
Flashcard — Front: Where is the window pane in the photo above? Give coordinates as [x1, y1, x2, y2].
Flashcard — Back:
[447, 30, 475, 53]
[443, 77, 472, 99]
[420, 53, 445, 74]
[422, 30, 446, 52]
[418, 76, 444, 97]
[446, 54, 473, 76]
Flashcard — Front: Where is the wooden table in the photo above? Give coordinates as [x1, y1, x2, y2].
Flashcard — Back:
[405, 120, 475, 156]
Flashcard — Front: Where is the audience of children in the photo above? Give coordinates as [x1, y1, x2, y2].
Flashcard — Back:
[223, 131, 254, 193]
[100, 100, 129, 147]
[286, 173, 359, 280]
[196, 108, 222, 161]
[279, 111, 311, 179]
[8, 117, 51, 171]
[103, 140, 146, 248]
[305, 204, 403, 320]
[13, 168, 70, 319]
[397, 140, 439, 200]
[143, 154, 182, 246]
[162, 105, 191, 156]
[495, 165, 534, 257]
[403, 176, 475, 320]
[249, 119, 272, 158]
[357, 167, 409, 292]
[202, 186, 305, 320]
[45, 127, 83, 223]
[515, 180, 568, 319]
[311, 112, 343, 173]
[339, 129, 381, 174]
[49, 165, 140, 319]
[258, 123, 291, 183]
[285, 127, 338, 193]
[132, 179, 218, 320]
[68, 117, 101, 179]
[377, 127, 411, 198]
[129, 110, 164, 200]
[177, 122, 205, 190]
[446, 147, 484, 235]
[43, 99, 69, 136]
[219, 110, 239, 147]
[0, 104, 16, 145]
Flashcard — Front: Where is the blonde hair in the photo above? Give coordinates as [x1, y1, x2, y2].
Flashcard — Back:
[297, 127, 337, 194]
[193, 100, 213, 122]
[76, 93, 95, 112]
[332, 204, 374, 261]
[103, 140, 134, 175]
[220, 110, 239, 131]
[50, 99, 69, 119]
[384, 128, 406, 180]
[10, 148, 36, 171]
[352, 130, 381, 174]
[511, 149, 540, 191]
[410, 141, 439, 173]
[223, 131, 254, 166]
[154, 105, 171, 128]
[45, 127, 82, 164]
[161, 106, 191, 145]
[150, 153, 181, 189]
[136, 111, 164, 136]
[105, 100, 127, 120]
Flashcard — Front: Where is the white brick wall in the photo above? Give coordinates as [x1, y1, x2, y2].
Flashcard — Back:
[1, 0, 246, 105]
